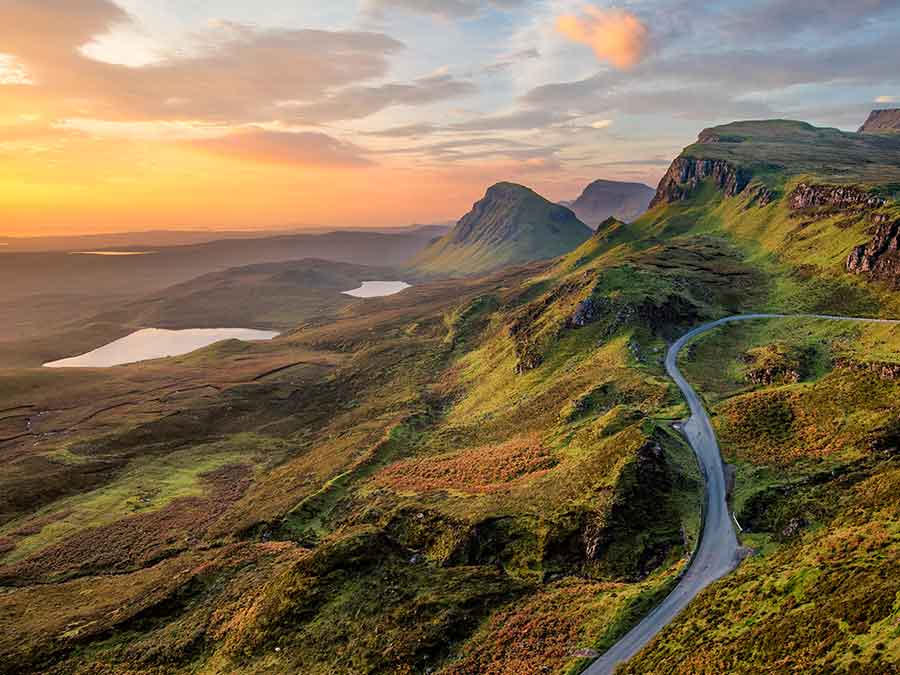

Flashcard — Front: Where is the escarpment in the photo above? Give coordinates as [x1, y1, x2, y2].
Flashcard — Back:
[788, 183, 887, 211]
[846, 215, 900, 284]
[785, 182, 899, 285]
[650, 157, 752, 208]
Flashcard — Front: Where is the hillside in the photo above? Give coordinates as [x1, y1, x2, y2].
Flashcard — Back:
[567, 179, 655, 225]
[101, 259, 401, 332]
[1, 117, 900, 675]
[410, 182, 592, 276]
[0, 228, 440, 363]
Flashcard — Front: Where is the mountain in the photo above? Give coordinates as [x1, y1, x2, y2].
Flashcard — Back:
[858, 107, 900, 133]
[410, 182, 592, 276]
[567, 179, 655, 225]
[4, 117, 900, 675]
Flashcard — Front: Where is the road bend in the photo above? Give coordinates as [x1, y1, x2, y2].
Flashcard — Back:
[585, 313, 900, 675]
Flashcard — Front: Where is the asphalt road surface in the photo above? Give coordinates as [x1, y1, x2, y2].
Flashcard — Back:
[585, 313, 900, 675]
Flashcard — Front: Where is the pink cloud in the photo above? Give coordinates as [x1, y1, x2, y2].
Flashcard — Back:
[557, 6, 650, 70]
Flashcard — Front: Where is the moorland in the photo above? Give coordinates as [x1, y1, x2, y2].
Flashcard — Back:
[2, 115, 900, 675]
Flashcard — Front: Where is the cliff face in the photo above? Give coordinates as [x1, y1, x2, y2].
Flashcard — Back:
[786, 182, 898, 284]
[846, 215, 900, 284]
[789, 183, 887, 211]
[859, 109, 900, 133]
[650, 157, 752, 208]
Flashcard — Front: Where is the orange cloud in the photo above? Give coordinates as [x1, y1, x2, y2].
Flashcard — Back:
[556, 6, 650, 70]
[193, 128, 373, 167]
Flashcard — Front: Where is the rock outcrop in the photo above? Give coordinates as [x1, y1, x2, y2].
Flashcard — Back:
[859, 108, 900, 133]
[783, 182, 898, 284]
[835, 358, 900, 381]
[789, 183, 886, 211]
[846, 215, 900, 284]
[650, 157, 752, 208]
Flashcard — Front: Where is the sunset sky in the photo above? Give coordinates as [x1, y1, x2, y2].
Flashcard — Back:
[2, 0, 900, 235]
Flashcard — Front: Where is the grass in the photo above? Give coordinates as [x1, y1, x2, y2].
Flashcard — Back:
[622, 315, 900, 673]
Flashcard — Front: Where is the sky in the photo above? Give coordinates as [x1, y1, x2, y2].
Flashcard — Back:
[1, 0, 900, 235]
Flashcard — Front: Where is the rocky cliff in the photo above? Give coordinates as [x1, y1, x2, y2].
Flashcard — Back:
[846, 215, 900, 285]
[859, 108, 900, 133]
[650, 157, 752, 208]
[786, 182, 898, 284]
[789, 183, 887, 211]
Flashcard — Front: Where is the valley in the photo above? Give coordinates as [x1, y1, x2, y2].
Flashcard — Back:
[2, 114, 900, 675]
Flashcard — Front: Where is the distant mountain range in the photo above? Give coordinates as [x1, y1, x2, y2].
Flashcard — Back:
[410, 182, 592, 276]
[0, 224, 451, 253]
[564, 179, 655, 225]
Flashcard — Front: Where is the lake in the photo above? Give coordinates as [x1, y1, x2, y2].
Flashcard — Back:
[72, 251, 156, 256]
[342, 281, 411, 298]
[44, 328, 279, 368]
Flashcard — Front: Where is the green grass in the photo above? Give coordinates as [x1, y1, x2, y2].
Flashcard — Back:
[1, 433, 286, 565]
[4, 117, 900, 675]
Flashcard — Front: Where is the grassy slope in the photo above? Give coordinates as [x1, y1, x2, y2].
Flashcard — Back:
[1, 119, 899, 675]
[622, 317, 900, 674]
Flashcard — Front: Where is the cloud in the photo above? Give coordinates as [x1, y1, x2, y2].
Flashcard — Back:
[876, 95, 898, 104]
[364, 123, 438, 137]
[0, 0, 435, 127]
[521, 33, 900, 118]
[0, 54, 33, 85]
[283, 73, 477, 123]
[364, 0, 529, 20]
[556, 7, 650, 70]
[590, 119, 613, 129]
[482, 47, 541, 75]
[719, 0, 900, 39]
[449, 109, 576, 132]
[193, 128, 373, 167]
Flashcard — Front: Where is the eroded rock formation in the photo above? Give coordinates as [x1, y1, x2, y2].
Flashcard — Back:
[846, 216, 900, 284]
[789, 183, 886, 211]
[651, 158, 752, 208]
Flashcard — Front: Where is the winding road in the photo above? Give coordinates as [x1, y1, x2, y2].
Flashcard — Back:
[586, 313, 900, 675]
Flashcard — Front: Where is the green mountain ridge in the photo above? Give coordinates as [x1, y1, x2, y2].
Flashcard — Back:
[410, 182, 593, 276]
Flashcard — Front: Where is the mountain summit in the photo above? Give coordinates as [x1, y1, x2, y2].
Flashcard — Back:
[568, 179, 655, 225]
[410, 182, 592, 276]
[859, 108, 900, 133]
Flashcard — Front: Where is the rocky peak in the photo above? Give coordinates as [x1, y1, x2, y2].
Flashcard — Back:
[859, 109, 900, 133]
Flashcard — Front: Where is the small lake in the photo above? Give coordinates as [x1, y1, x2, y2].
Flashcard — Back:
[72, 251, 156, 256]
[342, 281, 411, 298]
[44, 328, 279, 368]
